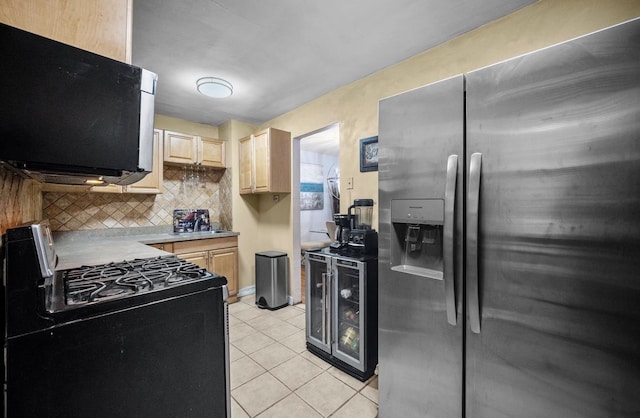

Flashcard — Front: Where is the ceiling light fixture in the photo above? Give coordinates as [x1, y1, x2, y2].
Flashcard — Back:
[196, 77, 233, 98]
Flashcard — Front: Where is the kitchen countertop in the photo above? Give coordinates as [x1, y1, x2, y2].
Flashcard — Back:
[53, 226, 239, 271]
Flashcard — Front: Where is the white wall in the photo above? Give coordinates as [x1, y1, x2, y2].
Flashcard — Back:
[299, 150, 339, 243]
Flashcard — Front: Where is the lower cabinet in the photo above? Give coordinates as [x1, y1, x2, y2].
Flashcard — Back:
[172, 237, 239, 303]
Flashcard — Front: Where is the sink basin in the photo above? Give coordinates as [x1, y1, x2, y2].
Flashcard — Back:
[169, 230, 228, 236]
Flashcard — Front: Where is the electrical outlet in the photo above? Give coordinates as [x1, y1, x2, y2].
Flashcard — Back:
[347, 177, 354, 189]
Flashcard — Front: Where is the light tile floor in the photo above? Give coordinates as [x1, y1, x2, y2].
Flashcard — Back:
[229, 297, 379, 417]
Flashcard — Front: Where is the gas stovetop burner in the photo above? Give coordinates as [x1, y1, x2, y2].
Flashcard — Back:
[60, 255, 214, 307]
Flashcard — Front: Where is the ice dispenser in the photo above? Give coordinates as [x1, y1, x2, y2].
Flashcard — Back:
[390, 199, 444, 280]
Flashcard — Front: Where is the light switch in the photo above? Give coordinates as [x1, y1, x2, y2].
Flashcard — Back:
[347, 177, 354, 189]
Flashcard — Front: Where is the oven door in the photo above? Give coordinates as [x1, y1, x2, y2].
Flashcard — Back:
[5, 286, 229, 418]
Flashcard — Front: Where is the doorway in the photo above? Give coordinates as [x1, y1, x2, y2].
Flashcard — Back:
[293, 123, 340, 304]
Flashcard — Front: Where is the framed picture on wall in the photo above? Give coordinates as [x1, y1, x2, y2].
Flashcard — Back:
[360, 136, 378, 172]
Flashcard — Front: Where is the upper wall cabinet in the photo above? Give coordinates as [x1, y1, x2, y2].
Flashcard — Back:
[239, 128, 291, 194]
[0, 0, 132, 63]
[125, 129, 164, 194]
[163, 131, 225, 168]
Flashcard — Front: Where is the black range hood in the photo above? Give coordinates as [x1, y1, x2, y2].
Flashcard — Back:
[0, 23, 157, 186]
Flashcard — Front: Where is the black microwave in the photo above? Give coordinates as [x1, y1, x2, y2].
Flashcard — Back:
[0, 23, 157, 185]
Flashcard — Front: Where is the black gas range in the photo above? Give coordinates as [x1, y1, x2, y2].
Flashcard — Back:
[2, 221, 231, 418]
[49, 254, 219, 312]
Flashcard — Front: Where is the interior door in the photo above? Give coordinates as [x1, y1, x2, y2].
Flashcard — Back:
[465, 19, 640, 417]
[378, 75, 464, 418]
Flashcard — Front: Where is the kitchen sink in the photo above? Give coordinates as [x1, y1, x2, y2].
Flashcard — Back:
[168, 230, 229, 236]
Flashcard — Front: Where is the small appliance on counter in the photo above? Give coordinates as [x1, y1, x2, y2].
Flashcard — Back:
[2, 220, 231, 417]
[329, 213, 352, 252]
[173, 209, 211, 232]
[330, 199, 378, 256]
[346, 199, 378, 256]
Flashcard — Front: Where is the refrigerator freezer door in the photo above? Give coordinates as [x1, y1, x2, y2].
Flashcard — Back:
[378, 75, 464, 417]
[466, 19, 640, 417]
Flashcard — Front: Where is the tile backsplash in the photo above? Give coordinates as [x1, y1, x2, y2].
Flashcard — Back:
[43, 166, 232, 232]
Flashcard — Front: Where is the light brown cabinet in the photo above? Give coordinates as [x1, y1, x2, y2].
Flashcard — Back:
[172, 236, 239, 303]
[209, 248, 238, 299]
[163, 131, 225, 168]
[126, 129, 164, 194]
[239, 128, 291, 194]
[147, 242, 174, 253]
[0, 0, 132, 63]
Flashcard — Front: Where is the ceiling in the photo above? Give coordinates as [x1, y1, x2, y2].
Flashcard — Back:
[132, 0, 536, 127]
[300, 124, 340, 156]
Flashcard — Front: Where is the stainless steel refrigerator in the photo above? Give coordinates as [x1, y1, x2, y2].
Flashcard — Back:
[378, 19, 640, 417]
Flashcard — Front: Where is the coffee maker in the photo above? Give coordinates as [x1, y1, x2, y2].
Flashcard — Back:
[330, 214, 352, 252]
[346, 199, 378, 255]
[330, 199, 378, 256]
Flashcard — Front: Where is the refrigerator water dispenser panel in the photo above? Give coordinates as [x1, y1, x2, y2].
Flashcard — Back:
[390, 199, 444, 280]
[391, 199, 444, 225]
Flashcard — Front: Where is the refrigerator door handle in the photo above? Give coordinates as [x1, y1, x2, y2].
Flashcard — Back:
[444, 154, 458, 326]
[468, 152, 482, 333]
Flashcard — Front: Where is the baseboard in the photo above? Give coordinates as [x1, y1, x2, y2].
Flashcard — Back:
[238, 286, 293, 306]
[238, 285, 255, 297]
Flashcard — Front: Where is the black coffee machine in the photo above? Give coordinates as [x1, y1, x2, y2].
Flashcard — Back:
[347, 199, 377, 255]
[329, 213, 351, 252]
[330, 199, 378, 255]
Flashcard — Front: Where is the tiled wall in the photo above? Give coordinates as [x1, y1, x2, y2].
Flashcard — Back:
[43, 166, 232, 231]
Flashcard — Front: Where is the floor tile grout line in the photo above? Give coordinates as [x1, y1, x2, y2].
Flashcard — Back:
[230, 300, 378, 417]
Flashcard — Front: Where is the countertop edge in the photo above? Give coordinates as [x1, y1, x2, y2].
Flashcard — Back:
[54, 231, 240, 270]
[135, 231, 240, 244]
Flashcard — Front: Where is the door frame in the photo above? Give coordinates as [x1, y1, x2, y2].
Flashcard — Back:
[292, 123, 340, 304]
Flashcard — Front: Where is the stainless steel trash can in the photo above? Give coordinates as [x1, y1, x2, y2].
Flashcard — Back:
[255, 251, 289, 310]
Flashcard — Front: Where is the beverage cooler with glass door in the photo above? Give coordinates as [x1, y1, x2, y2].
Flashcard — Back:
[305, 249, 378, 381]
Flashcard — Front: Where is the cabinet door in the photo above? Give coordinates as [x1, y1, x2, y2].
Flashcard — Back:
[265, 128, 291, 193]
[164, 131, 197, 164]
[178, 251, 208, 269]
[209, 248, 238, 302]
[239, 135, 254, 194]
[252, 130, 270, 192]
[0, 0, 132, 62]
[126, 129, 164, 193]
[199, 137, 225, 168]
